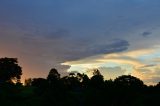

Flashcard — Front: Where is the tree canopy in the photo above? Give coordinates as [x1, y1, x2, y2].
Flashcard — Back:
[0, 57, 22, 83]
[1, 57, 160, 106]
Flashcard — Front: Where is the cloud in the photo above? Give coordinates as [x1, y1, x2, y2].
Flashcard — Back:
[144, 77, 160, 85]
[132, 64, 160, 85]
[152, 58, 160, 63]
[142, 31, 152, 37]
[1, 0, 160, 84]
[123, 49, 155, 58]
[139, 64, 157, 68]
[90, 39, 129, 54]
[63, 48, 154, 67]
[15, 34, 130, 81]
[98, 66, 127, 80]
[63, 47, 160, 85]
[82, 39, 130, 57]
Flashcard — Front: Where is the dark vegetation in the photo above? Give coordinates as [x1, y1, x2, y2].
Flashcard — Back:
[0, 57, 160, 106]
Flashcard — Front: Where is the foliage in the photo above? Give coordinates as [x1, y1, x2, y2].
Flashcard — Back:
[0, 57, 22, 83]
[0, 57, 160, 106]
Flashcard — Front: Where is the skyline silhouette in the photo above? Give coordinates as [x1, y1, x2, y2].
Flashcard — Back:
[0, 57, 160, 106]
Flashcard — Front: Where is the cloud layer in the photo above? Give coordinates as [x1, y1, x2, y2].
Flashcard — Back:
[0, 0, 160, 84]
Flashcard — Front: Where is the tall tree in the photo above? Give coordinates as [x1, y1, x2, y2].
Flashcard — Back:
[81, 74, 90, 88]
[47, 68, 60, 87]
[47, 68, 60, 80]
[0, 57, 22, 83]
[90, 69, 104, 88]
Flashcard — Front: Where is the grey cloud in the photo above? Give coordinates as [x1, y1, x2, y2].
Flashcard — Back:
[60, 39, 130, 62]
[142, 31, 152, 37]
[88, 39, 129, 55]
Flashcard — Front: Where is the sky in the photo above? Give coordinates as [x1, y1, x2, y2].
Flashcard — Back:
[1, 0, 160, 85]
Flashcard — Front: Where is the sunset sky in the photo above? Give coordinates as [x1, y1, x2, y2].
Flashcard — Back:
[1, 0, 160, 85]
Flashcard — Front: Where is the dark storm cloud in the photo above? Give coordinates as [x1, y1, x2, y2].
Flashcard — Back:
[88, 39, 130, 55]
[142, 31, 152, 37]
[57, 39, 130, 61]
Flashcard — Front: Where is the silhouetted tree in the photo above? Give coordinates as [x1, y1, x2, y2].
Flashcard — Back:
[67, 73, 81, 91]
[24, 78, 32, 86]
[81, 74, 90, 89]
[104, 79, 115, 88]
[46, 68, 64, 96]
[69, 72, 76, 77]
[31, 78, 48, 88]
[90, 69, 104, 89]
[31, 78, 48, 95]
[2, 57, 160, 106]
[93, 69, 101, 76]
[114, 75, 144, 89]
[156, 82, 160, 87]
[47, 68, 60, 84]
[69, 72, 83, 82]
[0, 57, 22, 83]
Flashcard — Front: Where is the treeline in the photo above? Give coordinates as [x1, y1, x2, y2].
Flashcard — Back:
[0, 57, 160, 106]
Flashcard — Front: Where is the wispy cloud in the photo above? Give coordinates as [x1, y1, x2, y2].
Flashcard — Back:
[63, 47, 160, 85]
